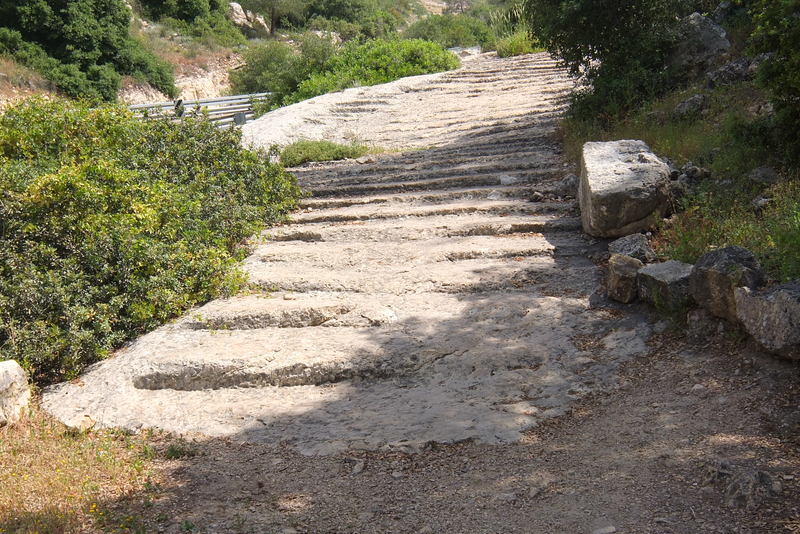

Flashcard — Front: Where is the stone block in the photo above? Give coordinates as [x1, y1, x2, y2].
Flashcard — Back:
[607, 254, 644, 303]
[689, 246, 768, 323]
[608, 233, 657, 263]
[0, 360, 30, 427]
[637, 260, 694, 313]
[667, 13, 731, 83]
[579, 140, 673, 238]
[735, 281, 800, 359]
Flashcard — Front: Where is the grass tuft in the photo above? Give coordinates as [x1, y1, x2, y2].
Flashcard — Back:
[279, 139, 373, 167]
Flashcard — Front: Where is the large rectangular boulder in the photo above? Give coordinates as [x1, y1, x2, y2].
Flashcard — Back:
[579, 140, 673, 238]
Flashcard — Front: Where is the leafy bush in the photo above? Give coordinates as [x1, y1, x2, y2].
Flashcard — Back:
[230, 33, 337, 109]
[0, 98, 302, 384]
[288, 38, 460, 104]
[0, 0, 176, 101]
[280, 139, 371, 166]
[404, 14, 495, 48]
[306, 0, 405, 38]
[232, 37, 459, 110]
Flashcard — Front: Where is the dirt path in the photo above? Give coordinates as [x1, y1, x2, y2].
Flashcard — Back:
[43, 53, 799, 533]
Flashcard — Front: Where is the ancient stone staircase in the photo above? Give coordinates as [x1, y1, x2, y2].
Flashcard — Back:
[44, 52, 653, 455]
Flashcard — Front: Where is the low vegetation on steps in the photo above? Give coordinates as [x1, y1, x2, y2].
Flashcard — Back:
[0, 98, 302, 385]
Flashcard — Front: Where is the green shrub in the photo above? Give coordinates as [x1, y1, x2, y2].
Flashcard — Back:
[0, 0, 177, 101]
[659, 178, 800, 282]
[288, 38, 460, 104]
[230, 33, 337, 109]
[404, 14, 495, 48]
[233, 37, 459, 111]
[306, 0, 403, 38]
[279, 139, 371, 166]
[0, 98, 302, 384]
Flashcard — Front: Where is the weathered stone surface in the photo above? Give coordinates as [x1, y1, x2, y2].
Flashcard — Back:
[708, 57, 750, 87]
[638, 260, 694, 313]
[736, 281, 800, 359]
[673, 94, 707, 120]
[724, 471, 783, 511]
[228, 2, 249, 26]
[0, 360, 30, 427]
[608, 234, 657, 263]
[749, 166, 780, 185]
[579, 140, 672, 238]
[667, 13, 731, 82]
[607, 255, 644, 304]
[689, 246, 768, 323]
[43, 54, 657, 455]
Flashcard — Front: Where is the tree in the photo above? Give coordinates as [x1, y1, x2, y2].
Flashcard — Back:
[524, 0, 695, 118]
[240, 0, 309, 35]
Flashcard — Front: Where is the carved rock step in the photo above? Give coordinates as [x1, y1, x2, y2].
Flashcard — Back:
[297, 186, 536, 209]
[304, 171, 555, 198]
[43, 289, 653, 453]
[291, 151, 560, 186]
[291, 198, 572, 224]
[242, 52, 572, 151]
[265, 212, 582, 243]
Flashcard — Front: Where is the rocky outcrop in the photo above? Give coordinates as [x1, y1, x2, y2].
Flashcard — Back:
[608, 234, 657, 263]
[0, 360, 30, 427]
[637, 260, 694, 313]
[708, 57, 750, 87]
[228, 2, 249, 26]
[689, 246, 768, 323]
[673, 94, 707, 120]
[607, 254, 644, 304]
[579, 140, 673, 238]
[667, 13, 731, 83]
[735, 281, 800, 360]
[749, 166, 781, 185]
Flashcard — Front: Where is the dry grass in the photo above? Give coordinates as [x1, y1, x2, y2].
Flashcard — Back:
[0, 401, 165, 534]
[0, 58, 51, 110]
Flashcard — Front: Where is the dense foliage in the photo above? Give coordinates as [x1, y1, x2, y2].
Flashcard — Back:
[289, 38, 460, 103]
[0, 0, 176, 101]
[231, 37, 459, 109]
[750, 0, 800, 163]
[404, 14, 495, 48]
[524, 0, 706, 118]
[0, 99, 302, 384]
[237, 0, 424, 39]
[136, 0, 247, 47]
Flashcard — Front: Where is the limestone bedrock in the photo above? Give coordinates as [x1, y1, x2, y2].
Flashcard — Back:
[43, 53, 654, 455]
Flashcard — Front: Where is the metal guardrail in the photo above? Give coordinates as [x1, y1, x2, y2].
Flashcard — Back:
[128, 92, 270, 128]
